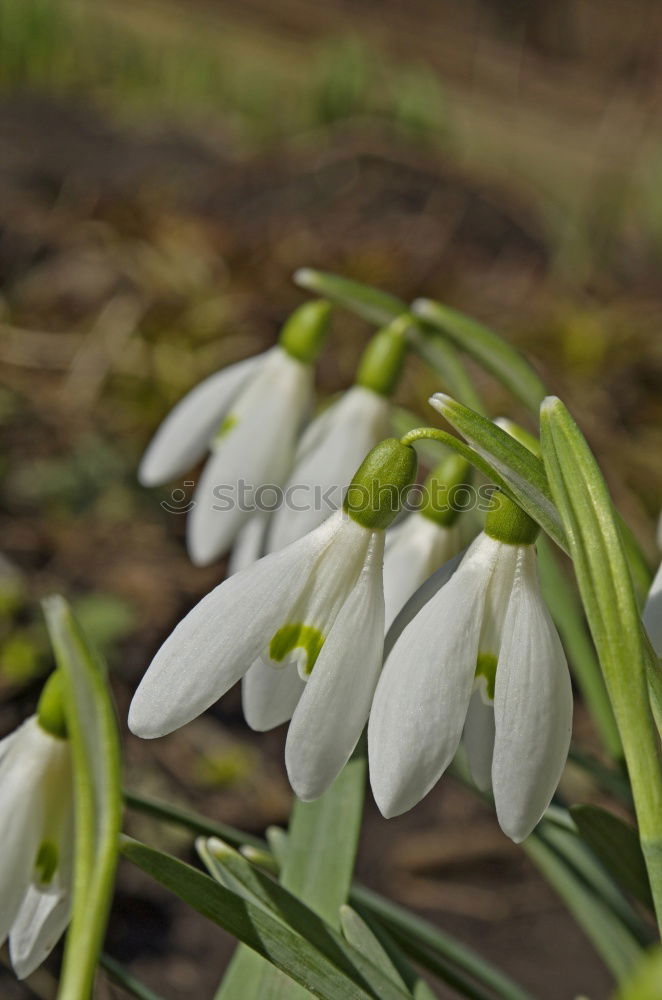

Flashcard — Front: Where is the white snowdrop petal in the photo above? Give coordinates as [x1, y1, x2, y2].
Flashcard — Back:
[383, 549, 465, 660]
[383, 515, 458, 631]
[128, 514, 342, 739]
[242, 659, 305, 731]
[369, 534, 501, 818]
[0, 720, 55, 945]
[10, 886, 70, 980]
[138, 353, 264, 487]
[267, 386, 391, 553]
[227, 515, 269, 576]
[492, 547, 573, 843]
[643, 560, 662, 657]
[462, 690, 495, 792]
[285, 531, 385, 800]
[187, 349, 313, 565]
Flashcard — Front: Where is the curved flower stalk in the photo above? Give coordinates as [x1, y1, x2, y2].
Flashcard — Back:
[0, 673, 74, 979]
[263, 318, 408, 555]
[138, 300, 330, 566]
[369, 493, 573, 842]
[383, 454, 469, 630]
[130, 439, 417, 801]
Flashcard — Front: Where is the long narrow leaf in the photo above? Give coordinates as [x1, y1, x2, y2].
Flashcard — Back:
[121, 837, 385, 1000]
[43, 595, 122, 1000]
[540, 396, 662, 929]
[411, 299, 547, 412]
[427, 393, 567, 550]
[294, 269, 406, 326]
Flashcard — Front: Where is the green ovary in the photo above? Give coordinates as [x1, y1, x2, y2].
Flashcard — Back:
[35, 840, 59, 885]
[269, 623, 325, 676]
[214, 414, 238, 441]
[475, 652, 498, 702]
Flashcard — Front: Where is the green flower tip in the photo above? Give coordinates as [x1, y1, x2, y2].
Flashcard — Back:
[344, 438, 418, 531]
[485, 491, 539, 546]
[279, 299, 331, 364]
[356, 318, 409, 397]
[35, 840, 59, 885]
[270, 623, 325, 676]
[36, 671, 68, 740]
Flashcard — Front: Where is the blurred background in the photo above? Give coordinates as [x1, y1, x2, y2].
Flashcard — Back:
[1, 0, 662, 996]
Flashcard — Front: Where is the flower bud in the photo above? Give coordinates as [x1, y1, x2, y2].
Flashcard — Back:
[485, 492, 539, 546]
[355, 317, 408, 397]
[36, 672, 68, 740]
[278, 300, 331, 363]
[343, 438, 417, 531]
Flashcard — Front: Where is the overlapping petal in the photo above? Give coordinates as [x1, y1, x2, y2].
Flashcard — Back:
[369, 534, 501, 817]
[286, 531, 385, 800]
[242, 659, 305, 732]
[492, 547, 573, 842]
[138, 353, 264, 487]
[383, 514, 458, 630]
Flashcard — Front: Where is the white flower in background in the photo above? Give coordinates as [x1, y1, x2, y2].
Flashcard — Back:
[369, 494, 573, 842]
[0, 676, 74, 979]
[130, 439, 417, 801]
[382, 454, 469, 630]
[263, 320, 407, 555]
[138, 300, 330, 566]
[643, 511, 662, 656]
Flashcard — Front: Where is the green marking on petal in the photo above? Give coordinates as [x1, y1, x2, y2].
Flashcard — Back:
[475, 652, 498, 702]
[269, 623, 325, 676]
[214, 413, 238, 441]
[35, 840, 59, 885]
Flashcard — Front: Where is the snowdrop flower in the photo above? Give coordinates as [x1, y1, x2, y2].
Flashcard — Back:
[129, 438, 418, 801]
[383, 454, 468, 630]
[643, 511, 662, 656]
[369, 492, 573, 842]
[1, 673, 74, 978]
[138, 300, 330, 566]
[264, 319, 408, 554]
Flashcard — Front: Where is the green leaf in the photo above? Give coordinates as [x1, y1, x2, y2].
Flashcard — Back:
[122, 837, 412, 1000]
[537, 536, 621, 759]
[405, 322, 485, 414]
[214, 946, 266, 1000]
[425, 393, 567, 550]
[294, 269, 406, 326]
[411, 299, 547, 412]
[523, 833, 643, 982]
[281, 750, 366, 929]
[340, 907, 437, 1000]
[349, 885, 534, 1000]
[42, 595, 122, 1000]
[124, 789, 263, 850]
[571, 805, 654, 911]
[540, 396, 662, 929]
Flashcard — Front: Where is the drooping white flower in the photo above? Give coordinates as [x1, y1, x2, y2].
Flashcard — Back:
[130, 438, 418, 801]
[369, 498, 573, 843]
[264, 321, 407, 555]
[266, 386, 391, 552]
[0, 684, 74, 979]
[138, 301, 330, 566]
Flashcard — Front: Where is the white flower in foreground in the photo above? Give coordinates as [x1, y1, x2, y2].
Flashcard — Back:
[138, 300, 330, 566]
[369, 495, 573, 842]
[0, 676, 74, 979]
[264, 320, 407, 554]
[130, 439, 417, 800]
